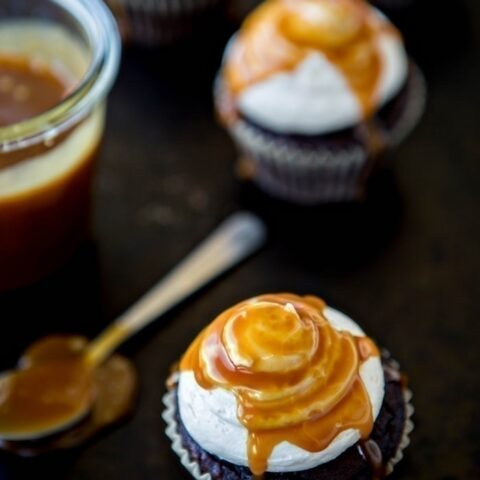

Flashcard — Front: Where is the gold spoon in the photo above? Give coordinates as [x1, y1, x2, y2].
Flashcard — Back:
[0, 212, 266, 442]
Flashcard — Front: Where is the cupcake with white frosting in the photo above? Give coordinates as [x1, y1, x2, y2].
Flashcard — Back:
[214, 0, 425, 203]
[163, 293, 414, 479]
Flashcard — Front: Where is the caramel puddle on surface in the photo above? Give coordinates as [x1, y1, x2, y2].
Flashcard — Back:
[181, 294, 380, 476]
[0, 336, 137, 456]
[221, 0, 400, 125]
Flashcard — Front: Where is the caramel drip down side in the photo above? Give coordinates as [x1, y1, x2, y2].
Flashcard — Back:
[180, 293, 380, 476]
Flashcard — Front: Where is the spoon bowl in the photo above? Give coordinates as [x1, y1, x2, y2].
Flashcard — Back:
[0, 336, 93, 442]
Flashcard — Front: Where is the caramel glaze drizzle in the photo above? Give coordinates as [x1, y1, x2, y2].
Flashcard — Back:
[218, 0, 400, 127]
[180, 293, 380, 476]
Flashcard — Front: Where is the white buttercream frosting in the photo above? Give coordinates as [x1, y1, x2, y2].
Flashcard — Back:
[178, 306, 385, 472]
[237, 25, 408, 135]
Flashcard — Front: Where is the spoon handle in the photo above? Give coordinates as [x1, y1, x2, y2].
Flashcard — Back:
[87, 212, 267, 365]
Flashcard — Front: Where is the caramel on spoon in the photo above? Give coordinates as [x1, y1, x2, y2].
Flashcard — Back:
[0, 212, 266, 444]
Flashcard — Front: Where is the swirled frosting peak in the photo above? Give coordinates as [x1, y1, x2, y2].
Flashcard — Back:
[180, 294, 381, 475]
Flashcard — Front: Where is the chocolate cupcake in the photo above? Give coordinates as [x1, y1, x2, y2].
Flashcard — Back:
[105, 0, 224, 45]
[214, 0, 426, 204]
[163, 293, 414, 479]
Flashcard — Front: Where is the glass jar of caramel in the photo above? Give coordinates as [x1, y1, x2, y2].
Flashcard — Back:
[0, 0, 121, 290]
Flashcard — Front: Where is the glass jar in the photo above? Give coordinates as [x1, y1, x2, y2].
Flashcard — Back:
[0, 0, 121, 291]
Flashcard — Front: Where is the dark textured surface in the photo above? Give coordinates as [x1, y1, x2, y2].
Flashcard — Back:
[173, 355, 407, 480]
[0, 0, 479, 478]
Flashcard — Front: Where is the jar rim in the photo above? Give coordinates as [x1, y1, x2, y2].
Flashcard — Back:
[0, 0, 121, 152]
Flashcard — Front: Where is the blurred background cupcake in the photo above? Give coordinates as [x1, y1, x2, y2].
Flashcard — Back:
[214, 0, 426, 204]
[105, 0, 225, 46]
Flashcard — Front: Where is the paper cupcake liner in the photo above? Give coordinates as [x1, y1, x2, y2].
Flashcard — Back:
[162, 359, 414, 479]
[380, 349, 415, 476]
[106, 0, 222, 45]
[163, 382, 213, 480]
[215, 65, 426, 205]
[230, 121, 369, 204]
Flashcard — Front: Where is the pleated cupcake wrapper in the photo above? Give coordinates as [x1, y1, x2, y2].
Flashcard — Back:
[216, 65, 426, 204]
[386, 387, 414, 474]
[106, 0, 222, 45]
[162, 355, 415, 479]
[380, 349, 415, 475]
[163, 383, 213, 480]
[231, 121, 369, 204]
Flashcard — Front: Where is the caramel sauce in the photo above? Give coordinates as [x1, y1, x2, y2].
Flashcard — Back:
[0, 54, 103, 291]
[0, 335, 137, 454]
[220, 0, 400, 124]
[0, 55, 68, 127]
[0, 336, 93, 438]
[180, 293, 380, 475]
